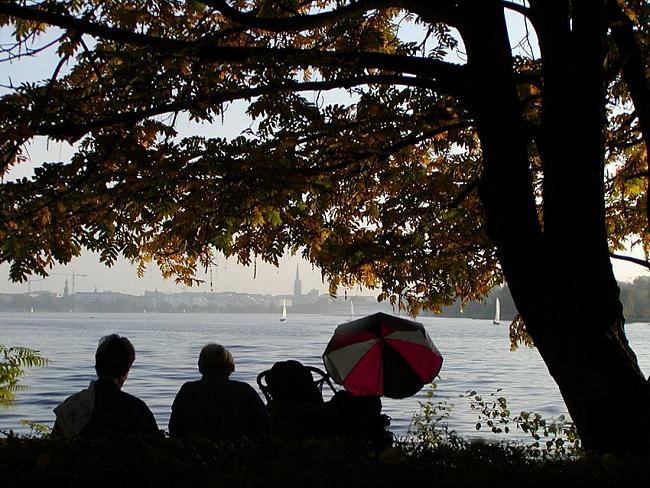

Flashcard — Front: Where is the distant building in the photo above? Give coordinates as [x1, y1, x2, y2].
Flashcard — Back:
[302, 288, 320, 304]
[76, 290, 134, 305]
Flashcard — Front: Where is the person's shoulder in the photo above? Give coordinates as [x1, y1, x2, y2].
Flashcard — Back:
[119, 389, 152, 411]
[227, 378, 260, 395]
[172, 379, 205, 402]
[177, 379, 203, 393]
[227, 378, 252, 388]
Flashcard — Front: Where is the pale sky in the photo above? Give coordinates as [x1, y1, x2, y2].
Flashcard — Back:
[1, 6, 647, 296]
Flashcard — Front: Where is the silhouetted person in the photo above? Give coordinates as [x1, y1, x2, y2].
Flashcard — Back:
[53, 334, 159, 437]
[169, 343, 271, 440]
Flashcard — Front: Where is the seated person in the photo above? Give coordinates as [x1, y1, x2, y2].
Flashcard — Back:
[53, 334, 159, 437]
[169, 343, 271, 440]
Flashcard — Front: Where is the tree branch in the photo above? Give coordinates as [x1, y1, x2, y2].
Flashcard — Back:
[26, 74, 452, 141]
[293, 120, 475, 177]
[0, 3, 464, 83]
[448, 178, 480, 209]
[201, 0, 400, 32]
[0, 3, 179, 49]
[501, 1, 534, 20]
[610, 252, 650, 270]
[380, 121, 474, 156]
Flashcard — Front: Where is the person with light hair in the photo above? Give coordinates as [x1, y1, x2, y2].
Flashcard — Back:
[53, 334, 159, 437]
[169, 343, 271, 440]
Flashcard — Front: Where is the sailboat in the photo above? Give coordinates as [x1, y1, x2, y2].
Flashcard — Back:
[280, 300, 287, 322]
[493, 297, 501, 325]
[350, 300, 355, 320]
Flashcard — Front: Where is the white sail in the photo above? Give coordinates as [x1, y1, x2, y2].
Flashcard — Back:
[493, 297, 501, 324]
[350, 300, 355, 320]
[280, 300, 287, 322]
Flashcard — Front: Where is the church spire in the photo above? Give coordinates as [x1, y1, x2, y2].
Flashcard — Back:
[293, 264, 302, 303]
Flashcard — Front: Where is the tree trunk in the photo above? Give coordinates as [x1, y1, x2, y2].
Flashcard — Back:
[463, 0, 650, 454]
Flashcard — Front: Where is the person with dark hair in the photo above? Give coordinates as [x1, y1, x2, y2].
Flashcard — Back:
[53, 334, 159, 437]
[169, 343, 271, 440]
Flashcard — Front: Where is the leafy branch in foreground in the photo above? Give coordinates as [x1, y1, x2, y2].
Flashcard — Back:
[0, 345, 49, 407]
[466, 389, 582, 459]
[401, 382, 581, 460]
[401, 379, 456, 451]
[17, 419, 51, 438]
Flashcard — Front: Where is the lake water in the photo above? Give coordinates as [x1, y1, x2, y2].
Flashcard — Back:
[2, 313, 649, 442]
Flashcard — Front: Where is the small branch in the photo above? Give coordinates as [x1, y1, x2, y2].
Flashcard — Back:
[448, 178, 481, 209]
[501, 1, 534, 19]
[610, 252, 650, 270]
[382, 121, 474, 156]
[0, 36, 63, 63]
[622, 171, 648, 182]
[79, 37, 107, 89]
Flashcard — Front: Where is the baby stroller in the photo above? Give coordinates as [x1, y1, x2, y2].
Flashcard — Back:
[257, 359, 336, 406]
[257, 360, 335, 439]
[257, 360, 393, 450]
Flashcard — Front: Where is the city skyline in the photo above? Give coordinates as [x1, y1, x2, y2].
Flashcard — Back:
[1, 245, 648, 298]
[0, 251, 336, 297]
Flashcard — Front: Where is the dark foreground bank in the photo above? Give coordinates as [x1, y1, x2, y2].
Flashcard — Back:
[1, 435, 649, 487]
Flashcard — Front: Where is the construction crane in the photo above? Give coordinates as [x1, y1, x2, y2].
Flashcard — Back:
[70, 271, 88, 296]
[27, 271, 89, 296]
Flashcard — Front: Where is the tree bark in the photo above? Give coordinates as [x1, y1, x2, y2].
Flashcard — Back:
[464, 0, 650, 453]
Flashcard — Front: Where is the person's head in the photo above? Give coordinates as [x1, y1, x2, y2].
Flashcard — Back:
[95, 334, 135, 385]
[198, 343, 235, 377]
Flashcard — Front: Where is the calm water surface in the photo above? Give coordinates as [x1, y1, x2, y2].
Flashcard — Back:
[2, 313, 649, 442]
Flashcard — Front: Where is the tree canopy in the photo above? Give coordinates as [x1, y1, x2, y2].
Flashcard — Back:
[0, 0, 642, 316]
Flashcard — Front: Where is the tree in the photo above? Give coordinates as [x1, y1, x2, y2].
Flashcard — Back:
[0, 1, 648, 453]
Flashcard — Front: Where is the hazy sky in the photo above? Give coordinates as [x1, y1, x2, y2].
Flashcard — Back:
[1, 7, 647, 296]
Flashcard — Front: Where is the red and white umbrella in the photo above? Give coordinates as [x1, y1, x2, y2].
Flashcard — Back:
[322, 312, 443, 399]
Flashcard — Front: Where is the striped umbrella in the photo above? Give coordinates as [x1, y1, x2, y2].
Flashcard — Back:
[322, 312, 443, 399]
